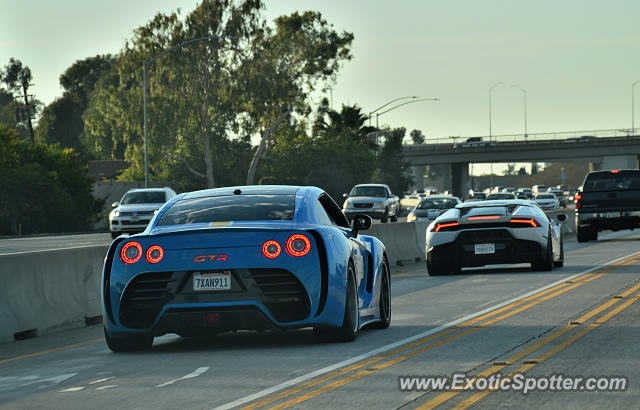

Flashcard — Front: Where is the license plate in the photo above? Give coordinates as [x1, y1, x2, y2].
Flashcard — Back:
[475, 243, 495, 255]
[605, 212, 619, 218]
[193, 271, 231, 291]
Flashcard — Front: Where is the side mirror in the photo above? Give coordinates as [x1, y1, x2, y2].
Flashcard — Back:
[112, 201, 120, 208]
[352, 214, 372, 236]
[556, 213, 567, 222]
[343, 193, 349, 198]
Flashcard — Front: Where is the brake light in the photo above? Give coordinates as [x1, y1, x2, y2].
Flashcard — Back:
[262, 240, 281, 259]
[120, 241, 142, 264]
[468, 215, 500, 220]
[510, 218, 539, 227]
[574, 192, 582, 209]
[611, 169, 620, 173]
[434, 222, 460, 232]
[286, 234, 311, 257]
[145, 245, 164, 263]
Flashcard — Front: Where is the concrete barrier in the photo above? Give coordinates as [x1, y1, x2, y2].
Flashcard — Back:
[0, 246, 108, 343]
[368, 222, 424, 266]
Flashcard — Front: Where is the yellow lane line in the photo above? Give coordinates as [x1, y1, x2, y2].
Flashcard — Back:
[456, 292, 640, 409]
[262, 257, 638, 410]
[243, 263, 609, 409]
[422, 280, 640, 409]
[0, 338, 105, 365]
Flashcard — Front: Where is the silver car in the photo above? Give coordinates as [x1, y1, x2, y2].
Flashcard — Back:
[109, 187, 177, 238]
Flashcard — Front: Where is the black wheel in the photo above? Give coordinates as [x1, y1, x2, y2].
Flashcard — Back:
[315, 264, 359, 342]
[104, 326, 153, 352]
[370, 258, 391, 329]
[554, 236, 564, 267]
[390, 214, 398, 223]
[427, 258, 459, 276]
[110, 232, 119, 239]
[381, 209, 389, 223]
[577, 226, 591, 242]
[533, 230, 554, 271]
[591, 229, 598, 241]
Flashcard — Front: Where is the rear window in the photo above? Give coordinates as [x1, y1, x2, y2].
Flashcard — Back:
[157, 194, 295, 225]
[122, 191, 166, 204]
[350, 186, 387, 197]
[583, 171, 640, 191]
[536, 194, 554, 199]
[417, 198, 459, 210]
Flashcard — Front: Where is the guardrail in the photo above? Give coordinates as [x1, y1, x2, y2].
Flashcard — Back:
[0, 210, 577, 343]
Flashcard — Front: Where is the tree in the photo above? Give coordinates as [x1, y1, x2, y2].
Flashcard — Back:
[0, 125, 103, 235]
[36, 55, 116, 154]
[1, 58, 38, 142]
[84, 1, 353, 190]
[376, 127, 412, 195]
[261, 104, 376, 201]
[410, 129, 425, 144]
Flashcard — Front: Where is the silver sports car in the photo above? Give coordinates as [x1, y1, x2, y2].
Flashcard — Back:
[425, 200, 565, 275]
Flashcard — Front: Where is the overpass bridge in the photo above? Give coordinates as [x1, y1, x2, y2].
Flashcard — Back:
[401, 129, 640, 197]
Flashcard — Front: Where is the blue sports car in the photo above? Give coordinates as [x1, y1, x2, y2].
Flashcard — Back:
[102, 185, 391, 352]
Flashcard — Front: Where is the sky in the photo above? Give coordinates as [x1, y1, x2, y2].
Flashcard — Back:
[2, 0, 640, 145]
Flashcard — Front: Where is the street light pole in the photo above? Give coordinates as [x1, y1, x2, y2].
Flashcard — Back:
[510, 84, 527, 139]
[633, 80, 640, 135]
[369, 95, 419, 126]
[488, 82, 502, 189]
[142, 35, 234, 187]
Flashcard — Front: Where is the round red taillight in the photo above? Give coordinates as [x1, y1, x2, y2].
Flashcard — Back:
[286, 234, 311, 257]
[121, 241, 142, 264]
[262, 240, 281, 259]
[145, 245, 164, 263]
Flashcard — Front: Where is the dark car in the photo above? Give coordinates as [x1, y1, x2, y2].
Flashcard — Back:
[407, 196, 461, 222]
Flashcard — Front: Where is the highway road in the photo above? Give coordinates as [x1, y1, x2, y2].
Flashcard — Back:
[0, 233, 111, 255]
[2, 230, 640, 409]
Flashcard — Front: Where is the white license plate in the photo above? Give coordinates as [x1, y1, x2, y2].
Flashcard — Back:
[193, 271, 231, 291]
[605, 212, 619, 218]
[475, 243, 495, 255]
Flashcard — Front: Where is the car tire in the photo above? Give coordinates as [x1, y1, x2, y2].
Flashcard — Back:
[315, 264, 359, 342]
[390, 214, 398, 223]
[104, 326, 153, 352]
[554, 236, 564, 267]
[370, 258, 391, 329]
[381, 209, 389, 223]
[533, 231, 554, 271]
[576, 226, 591, 242]
[427, 259, 459, 276]
[591, 229, 598, 241]
[110, 232, 119, 239]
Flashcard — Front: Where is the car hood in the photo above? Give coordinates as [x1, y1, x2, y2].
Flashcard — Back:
[348, 197, 386, 203]
[115, 203, 164, 213]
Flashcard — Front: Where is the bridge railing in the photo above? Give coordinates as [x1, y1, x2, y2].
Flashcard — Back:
[407, 128, 638, 146]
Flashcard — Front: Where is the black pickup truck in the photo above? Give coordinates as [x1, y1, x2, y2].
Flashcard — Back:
[574, 169, 640, 242]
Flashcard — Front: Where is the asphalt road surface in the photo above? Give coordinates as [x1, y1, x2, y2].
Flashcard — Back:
[2, 230, 640, 409]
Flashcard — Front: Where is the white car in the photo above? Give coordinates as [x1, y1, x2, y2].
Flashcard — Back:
[109, 187, 177, 238]
[534, 193, 558, 210]
[425, 199, 565, 275]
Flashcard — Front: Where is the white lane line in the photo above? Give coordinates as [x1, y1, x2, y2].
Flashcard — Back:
[96, 385, 118, 390]
[156, 367, 209, 388]
[213, 249, 640, 410]
[89, 377, 115, 385]
[59, 386, 85, 392]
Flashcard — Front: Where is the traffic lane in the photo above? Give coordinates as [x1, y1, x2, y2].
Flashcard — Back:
[0, 233, 111, 255]
[0, 231, 638, 408]
[466, 294, 640, 409]
[276, 247, 640, 409]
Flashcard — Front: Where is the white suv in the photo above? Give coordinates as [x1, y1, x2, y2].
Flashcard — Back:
[109, 187, 177, 238]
